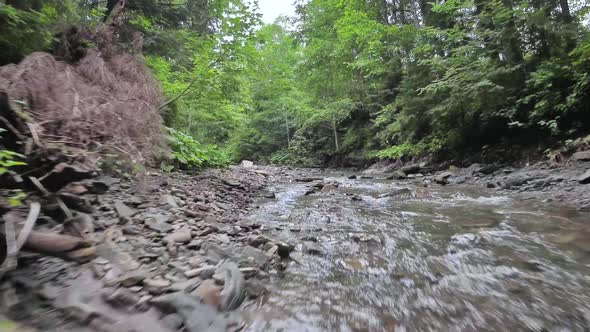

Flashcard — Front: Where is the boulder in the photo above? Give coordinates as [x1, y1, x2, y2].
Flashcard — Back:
[400, 164, 421, 175]
[240, 160, 254, 167]
[572, 151, 590, 161]
[579, 170, 590, 184]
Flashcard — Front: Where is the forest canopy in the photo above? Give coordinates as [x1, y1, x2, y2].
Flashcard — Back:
[1, 0, 590, 167]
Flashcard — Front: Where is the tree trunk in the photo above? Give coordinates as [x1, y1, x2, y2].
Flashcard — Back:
[559, 0, 576, 51]
[332, 114, 339, 153]
[104, 0, 127, 24]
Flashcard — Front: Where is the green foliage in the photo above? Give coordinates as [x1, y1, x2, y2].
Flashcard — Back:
[0, 149, 26, 175]
[374, 137, 444, 160]
[0, 129, 26, 207]
[165, 127, 229, 170]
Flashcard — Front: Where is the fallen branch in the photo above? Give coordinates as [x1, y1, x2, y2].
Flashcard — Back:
[23, 231, 95, 262]
[15, 202, 40, 251]
[0, 219, 18, 279]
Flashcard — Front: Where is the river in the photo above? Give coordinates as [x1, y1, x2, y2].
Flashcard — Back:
[243, 171, 590, 331]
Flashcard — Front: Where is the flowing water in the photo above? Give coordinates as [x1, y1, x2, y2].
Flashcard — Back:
[243, 172, 590, 332]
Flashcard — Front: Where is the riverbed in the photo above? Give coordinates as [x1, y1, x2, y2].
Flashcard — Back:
[244, 171, 590, 331]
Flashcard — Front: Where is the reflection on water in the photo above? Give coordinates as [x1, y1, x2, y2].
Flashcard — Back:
[243, 173, 590, 331]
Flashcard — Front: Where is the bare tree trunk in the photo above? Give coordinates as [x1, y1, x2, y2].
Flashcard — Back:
[285, 114, 290, 148]
[332, 114, 339, 152]
[559, 0, 576, 51]
[104, 0, 127, 24]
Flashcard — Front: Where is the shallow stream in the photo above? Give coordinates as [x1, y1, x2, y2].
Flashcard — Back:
[244, 172, 590, 331]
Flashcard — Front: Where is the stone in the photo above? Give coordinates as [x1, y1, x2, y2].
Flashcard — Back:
[114, 200, 136, 222]
[144, 218, 173, 233]
[118, 270, 152, 287]
[387, 170, 407, 180]
[379, 188, 412, 198]
[276, 241, 294, 259]
[184, 265, 217, 279]
[303, 242, 323, 256]
[143, 278, 171, 295]
[351, 195, 362, 201]
[123, 224, 141, 236]
[476, 164, 499, 175]
[245, 279, 267, 299]
[216, 262, 246, 311]
[239, 267, 260, 279]
[579, 170, 590, 184]
[160, 194, 179, 207]
[400, 164, 421, 175]
[164, 226, 192, 244]
[102, 288, 139, 307]
[194, 279, 223, 308]
[162, 314, 184, 330]
[263, 192, 276, 199]
[150, 292, 227, 332]
[240, 160, 254, 167]
[321, 184, 338, 192]
[348, 175, 357, 179]
[435, 172, 453, 185]
[572, 151, 590, 161]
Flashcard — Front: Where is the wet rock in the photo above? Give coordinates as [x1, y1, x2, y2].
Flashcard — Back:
[379, 188, 412, 198]
[143, 278, 171, 295]
[435, 172, 453, 185]
[351, 195, 362, 201]
[161, 314, 184, 330]
[159, 195, 178, 208]
[275, 241, 295, 259]
[572, 151, 590, 161]
[321, 184, 338, 192]
[502, 175, 533, 189]
[245, 279, 267, 299]
[304, 187, 319, 195]
[348, 175, 357, 179]
[247, 235, 271, 248]
[216, 262, 246, 311]
[400, 164, 421, 175]
[96, 241, 141, 272]
[114, 200, 136, 222]
[387, 170, 407, 180]
[194, 279, 223, 307]
[263, 192, 276, 199]
[123, 224, 141, 236]
[578, 170, 590, 184]
[164, 226, 192, 244]
[238, 267, 260, 279]
[486, 182, 496, 189]
[118, 270, 151, 287]
[476, 164, 499, 175]
[102, 288, 139, 307]
[150, 292, 227, 332]
[144, 217, 173, 233]
[295, 177, 323, 183]
[303, 242, 323, 256]
[184, 265, 216, 279]
[241, 245, 271, 267]
[240, 160, 254, 167]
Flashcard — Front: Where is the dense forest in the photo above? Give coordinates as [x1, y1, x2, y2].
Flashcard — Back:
[1, 0, 590, 169]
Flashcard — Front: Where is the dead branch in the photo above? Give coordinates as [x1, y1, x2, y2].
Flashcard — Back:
[15, 202, 40, 251]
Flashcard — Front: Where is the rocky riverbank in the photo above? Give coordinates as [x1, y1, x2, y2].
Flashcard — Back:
[363, 151, 590, 211]
[0, 165, 296, 331]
